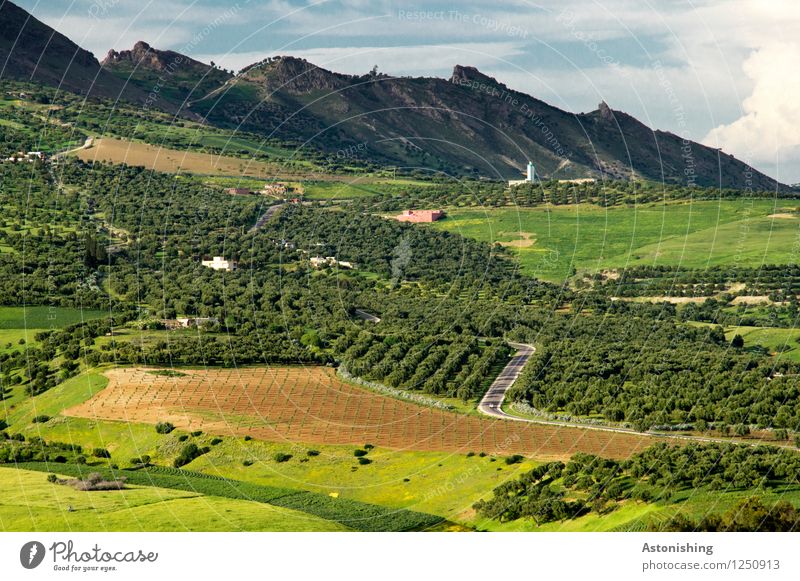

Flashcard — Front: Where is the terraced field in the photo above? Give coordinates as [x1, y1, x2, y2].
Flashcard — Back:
[66, 366, 653, 460]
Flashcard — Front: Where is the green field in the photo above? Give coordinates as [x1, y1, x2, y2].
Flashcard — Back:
[0, 306, 107, 329]
[434, 200, 800, 281]
[724, 326, 800, 362]
[0, 467, 347, 532]
[186, 439, 536, 521]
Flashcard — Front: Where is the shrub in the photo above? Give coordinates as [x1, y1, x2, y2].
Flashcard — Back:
[505, 454, 524, 465]
[357, 457, 372, 465]
[178, 434, 189, 442]
[478, 452, 486, 457]
[210, 438, 223, 445]
[53, 455, 67, 463]
[242, 460, 254, 467]
[353, 449, 368, 457]
[466, 451, 475, 457]
[191, 430, 203, 437]
[130, 455, 151, 466]
[75, 455, 86, 465]
[307, 450, 320, 457]
[244, 435, 252, 441]
[32, 415, 50, 424]
[273, 452, 292, 463]
[92, 448, 111, 459]
[364, 443, 375, 450]
[47, 473, 58, 483]
[174, 443, 206, 468]
[155, 422, 175, 434]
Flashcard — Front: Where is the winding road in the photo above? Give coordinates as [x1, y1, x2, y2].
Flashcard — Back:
[476, 342, 786, 448]
[477, 342, 535, 419]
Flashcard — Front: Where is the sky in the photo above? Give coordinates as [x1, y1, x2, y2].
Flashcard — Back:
[15, 0, 800, 183]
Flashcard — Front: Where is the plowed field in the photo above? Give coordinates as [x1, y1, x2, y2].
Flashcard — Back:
[66, 367, 653, 460]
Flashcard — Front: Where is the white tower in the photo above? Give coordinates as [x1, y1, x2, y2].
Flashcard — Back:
[526, 161, 535, 181]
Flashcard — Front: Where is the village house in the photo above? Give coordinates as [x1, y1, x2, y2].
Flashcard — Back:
[262, 182, 289, 196]
[4, 151, 45, 163]
[162, 317, 219, 330]
[395, 209, 445, 223]
[225, 187, 253, 195]
[310, 256, 355, 269]
[201, 256, 237, 271]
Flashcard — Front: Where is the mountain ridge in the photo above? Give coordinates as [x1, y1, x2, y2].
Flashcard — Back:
[0, 1, 786, 190]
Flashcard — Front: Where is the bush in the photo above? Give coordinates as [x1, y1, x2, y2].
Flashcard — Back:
[174, 443, 207, 468]
[307, 450, 320, 457]
[364, 443, 375, 450]
[75, 455, 86, 465]
[273, 452, 292, 463]
[466, 451, 475, 457]
[130, 455, 151, 466]
[242, 460, 253, 467]
[178, 434, 189, 442]
[505, 454, 524, 465]
[244, 435, 252, 441]
[47, 473, 58, 483]
[155, 422, 175, 434]
[92, 448, 111, 459]
[357, 457, 372, 465]
[32, 415, 50, 424]
[210, 438, 223, 445]
[353, 449, 368, 457]
[191, 431, 203, 437]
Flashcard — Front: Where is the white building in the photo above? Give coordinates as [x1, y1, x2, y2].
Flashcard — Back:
[201, 256, 237, 271]
[509, 160, 536, 187]
[310, 256, 355, 269]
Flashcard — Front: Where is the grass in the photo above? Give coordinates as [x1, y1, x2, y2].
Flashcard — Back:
[435, 200, 793, 282]
[0, 466, 347, 531]
[303, 181, 382, 200]
[0, 306, 107, 329]
[14, 463, 443, 531]
[185, 439, 537, 522]
[724, 326, 800, 363]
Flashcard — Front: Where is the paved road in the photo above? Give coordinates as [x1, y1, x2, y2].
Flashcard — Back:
[477, 341, 786, 448]
[249, 203, 285, 232]
[477, 342, 535, 419]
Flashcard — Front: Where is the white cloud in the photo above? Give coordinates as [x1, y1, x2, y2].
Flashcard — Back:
[704, 42, 800, 184]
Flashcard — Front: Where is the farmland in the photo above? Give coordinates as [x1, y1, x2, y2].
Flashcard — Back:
[434, 200, 799, 281]
[72, 137, 293, 178]
[0, 466, 348, 532]
[65, 366, 654, 460]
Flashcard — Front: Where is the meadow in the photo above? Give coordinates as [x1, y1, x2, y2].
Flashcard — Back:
[0, 467, 347, 532]
[434, 200, 799, 281]
[0, 306, 106, 329]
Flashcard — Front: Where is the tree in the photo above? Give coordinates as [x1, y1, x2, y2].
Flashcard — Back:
[731, 334, 744, 348]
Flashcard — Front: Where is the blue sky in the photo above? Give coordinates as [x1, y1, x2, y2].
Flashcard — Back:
[16, 0, 800, 182]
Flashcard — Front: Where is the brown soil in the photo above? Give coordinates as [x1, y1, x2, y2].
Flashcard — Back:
[66, 367, 654, 461]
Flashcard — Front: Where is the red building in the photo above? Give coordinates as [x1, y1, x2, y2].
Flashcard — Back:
[395, 209, 444, 223]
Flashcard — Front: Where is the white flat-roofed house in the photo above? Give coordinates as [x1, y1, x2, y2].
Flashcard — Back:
[201, 256, 237, 271]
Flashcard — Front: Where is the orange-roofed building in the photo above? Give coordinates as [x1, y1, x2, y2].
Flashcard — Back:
[395, 209, 444, 223]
